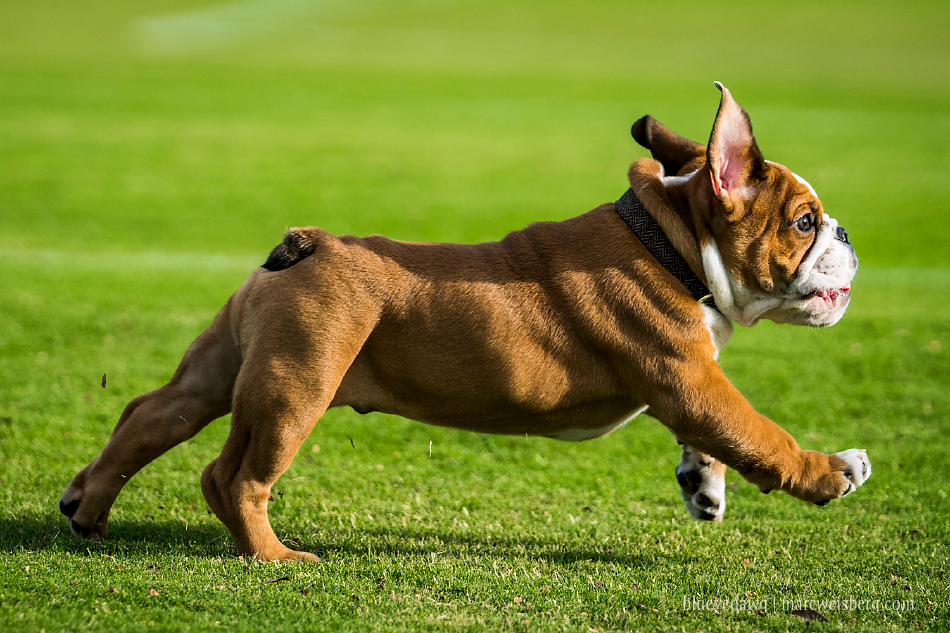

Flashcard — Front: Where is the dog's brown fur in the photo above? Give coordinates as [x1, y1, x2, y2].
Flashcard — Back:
[62, 86, 863, 561]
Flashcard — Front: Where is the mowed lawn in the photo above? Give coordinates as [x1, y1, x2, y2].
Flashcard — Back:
[1, 1, 949, 631]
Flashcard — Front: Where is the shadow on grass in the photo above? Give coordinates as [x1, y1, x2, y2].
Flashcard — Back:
[303, 525, 653, 569]
[1, 514, 653, 569]
[0, 514, 231, 558]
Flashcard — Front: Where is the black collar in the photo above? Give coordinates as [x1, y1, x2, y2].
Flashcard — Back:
[615, 188, 718, 311]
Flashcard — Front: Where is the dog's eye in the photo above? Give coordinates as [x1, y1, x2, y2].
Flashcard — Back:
[795, 214, 815, 232]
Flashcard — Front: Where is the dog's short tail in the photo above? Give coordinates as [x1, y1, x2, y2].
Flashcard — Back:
[262, 229, 316, 272]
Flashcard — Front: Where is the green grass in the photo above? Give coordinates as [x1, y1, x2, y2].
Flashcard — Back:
[1, 0, 949, 631]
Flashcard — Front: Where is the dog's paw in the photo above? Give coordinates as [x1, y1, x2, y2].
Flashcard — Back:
[787, 448, 870, 506]
[60, 475, 110, 540]
[835, 448, 871, 487]
[271, 548, 321, 563]
[675, 445, 726, 521]
[813, 448, 871, 506]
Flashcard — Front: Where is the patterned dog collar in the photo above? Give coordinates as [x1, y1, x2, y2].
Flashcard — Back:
[615, 188, 719, 312]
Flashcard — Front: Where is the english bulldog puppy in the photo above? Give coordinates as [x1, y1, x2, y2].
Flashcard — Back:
[61, 83, 869, 561]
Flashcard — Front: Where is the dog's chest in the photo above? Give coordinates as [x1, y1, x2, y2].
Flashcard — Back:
[547, 305, 732, 443]
[703, 304, 733, 360]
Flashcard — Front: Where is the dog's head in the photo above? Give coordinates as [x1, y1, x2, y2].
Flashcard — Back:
[632, 83, 857, 327]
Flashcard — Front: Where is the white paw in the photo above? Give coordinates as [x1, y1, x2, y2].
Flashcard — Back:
[835, 448, 871, 495]
[675, 445, 726, 521]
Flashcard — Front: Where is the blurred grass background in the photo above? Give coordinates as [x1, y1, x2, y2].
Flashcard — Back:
[1, 0, 948, 262]
[1, 1, 948, 631]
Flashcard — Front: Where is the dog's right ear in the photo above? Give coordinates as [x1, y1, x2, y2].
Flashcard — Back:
[706, 82, 767, 216]
[631, 115, 706, 177]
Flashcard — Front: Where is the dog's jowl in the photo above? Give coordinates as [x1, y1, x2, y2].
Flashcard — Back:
[61, 83, 870, 561]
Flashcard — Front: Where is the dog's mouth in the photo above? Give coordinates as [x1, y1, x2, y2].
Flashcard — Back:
[801, 287, 850, 306]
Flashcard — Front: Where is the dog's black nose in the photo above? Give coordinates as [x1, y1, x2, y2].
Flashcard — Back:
[835, 225, 850, 244]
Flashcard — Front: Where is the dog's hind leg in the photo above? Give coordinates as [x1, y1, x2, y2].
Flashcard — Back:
[60, 298, 241, 539]
[200, 306, 376, 562]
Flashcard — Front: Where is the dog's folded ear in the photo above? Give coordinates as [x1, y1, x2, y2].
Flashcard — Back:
[706, 82, 767, 215]
[631, 115, 706, 177]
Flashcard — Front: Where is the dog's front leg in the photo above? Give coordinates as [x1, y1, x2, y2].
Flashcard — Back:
[651, 360, 870, 506]
[674, 444, 727, 521]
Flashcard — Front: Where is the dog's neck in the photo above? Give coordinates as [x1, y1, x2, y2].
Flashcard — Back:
[626, 158, 708, 288]
[615, 187, 716, 310]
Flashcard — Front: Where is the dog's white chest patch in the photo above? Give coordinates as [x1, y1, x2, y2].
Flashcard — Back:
[703, 304, 733, 359]
[549, 405, 649, 442]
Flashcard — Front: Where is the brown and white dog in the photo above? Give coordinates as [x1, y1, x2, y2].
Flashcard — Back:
[61, 83, 870, 561]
